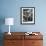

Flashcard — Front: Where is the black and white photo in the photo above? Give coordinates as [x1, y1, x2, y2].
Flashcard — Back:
[20, 7, 35, 24]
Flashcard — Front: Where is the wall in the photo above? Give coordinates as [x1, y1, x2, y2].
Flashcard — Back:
[0, 0, 46, 32]
[0, 0, 46, 46]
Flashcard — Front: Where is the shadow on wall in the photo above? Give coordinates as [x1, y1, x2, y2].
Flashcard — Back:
[0, 16, 5, 46]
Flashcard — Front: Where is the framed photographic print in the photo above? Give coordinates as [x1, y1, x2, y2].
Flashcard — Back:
[20, 7, 35, 24]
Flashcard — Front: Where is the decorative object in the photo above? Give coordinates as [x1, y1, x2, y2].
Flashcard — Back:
[20, 7, 35, 24]
[5, 18, 14, 35]
[25, 32, 38, 35]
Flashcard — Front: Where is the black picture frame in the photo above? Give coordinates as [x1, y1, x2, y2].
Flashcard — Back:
[20, 7, 35, 25]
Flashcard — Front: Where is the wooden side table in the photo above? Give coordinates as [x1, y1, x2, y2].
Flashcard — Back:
[4, 32, 43, 46]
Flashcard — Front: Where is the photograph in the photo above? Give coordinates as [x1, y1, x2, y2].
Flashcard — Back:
[20, 7, 35, 24]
